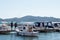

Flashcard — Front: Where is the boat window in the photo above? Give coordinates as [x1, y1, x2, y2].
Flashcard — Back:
[33, 30, 37, 32]
[20, 30, 23, 31]
[23, 27, 25, 29]
[54, 23, 58, 27]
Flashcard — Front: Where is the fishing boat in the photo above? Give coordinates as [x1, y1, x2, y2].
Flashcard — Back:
[16, 22, 38, 37]
[0, 21, 11, 34]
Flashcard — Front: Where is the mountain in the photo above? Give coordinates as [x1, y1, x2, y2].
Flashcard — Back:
[0, 18, 3, 21]
[4, 16, 60, 22]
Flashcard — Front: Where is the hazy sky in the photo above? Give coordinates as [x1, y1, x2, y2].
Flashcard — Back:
[0, 0, 60, 19]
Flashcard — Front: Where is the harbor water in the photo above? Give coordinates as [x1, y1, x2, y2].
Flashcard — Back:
[0, 32, 60, 40]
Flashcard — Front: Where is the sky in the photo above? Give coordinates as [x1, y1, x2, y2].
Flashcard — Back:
[0, 0, 60, 19]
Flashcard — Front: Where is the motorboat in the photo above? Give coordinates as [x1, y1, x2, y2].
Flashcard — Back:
[16, 22, 38, 37]
[0, 21, 11, 34]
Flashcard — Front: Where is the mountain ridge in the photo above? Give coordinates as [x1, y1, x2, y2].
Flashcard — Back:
[0, 16, 60, 22]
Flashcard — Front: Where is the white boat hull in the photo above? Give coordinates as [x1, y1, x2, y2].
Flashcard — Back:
[17, 31, 38, 37]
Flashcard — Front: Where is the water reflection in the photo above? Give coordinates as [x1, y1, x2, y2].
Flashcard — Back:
[22, 36, 38, 40]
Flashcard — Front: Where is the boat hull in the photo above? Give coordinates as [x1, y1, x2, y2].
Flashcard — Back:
[17, 32, 38, 37]
[0, 30, 11, 34]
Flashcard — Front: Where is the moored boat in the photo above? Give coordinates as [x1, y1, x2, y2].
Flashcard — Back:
[0, 21, 11, 34]
[16, 23, 38, 37]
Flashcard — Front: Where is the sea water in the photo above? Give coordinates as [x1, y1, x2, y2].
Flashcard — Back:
[0, 32, 60, 40]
